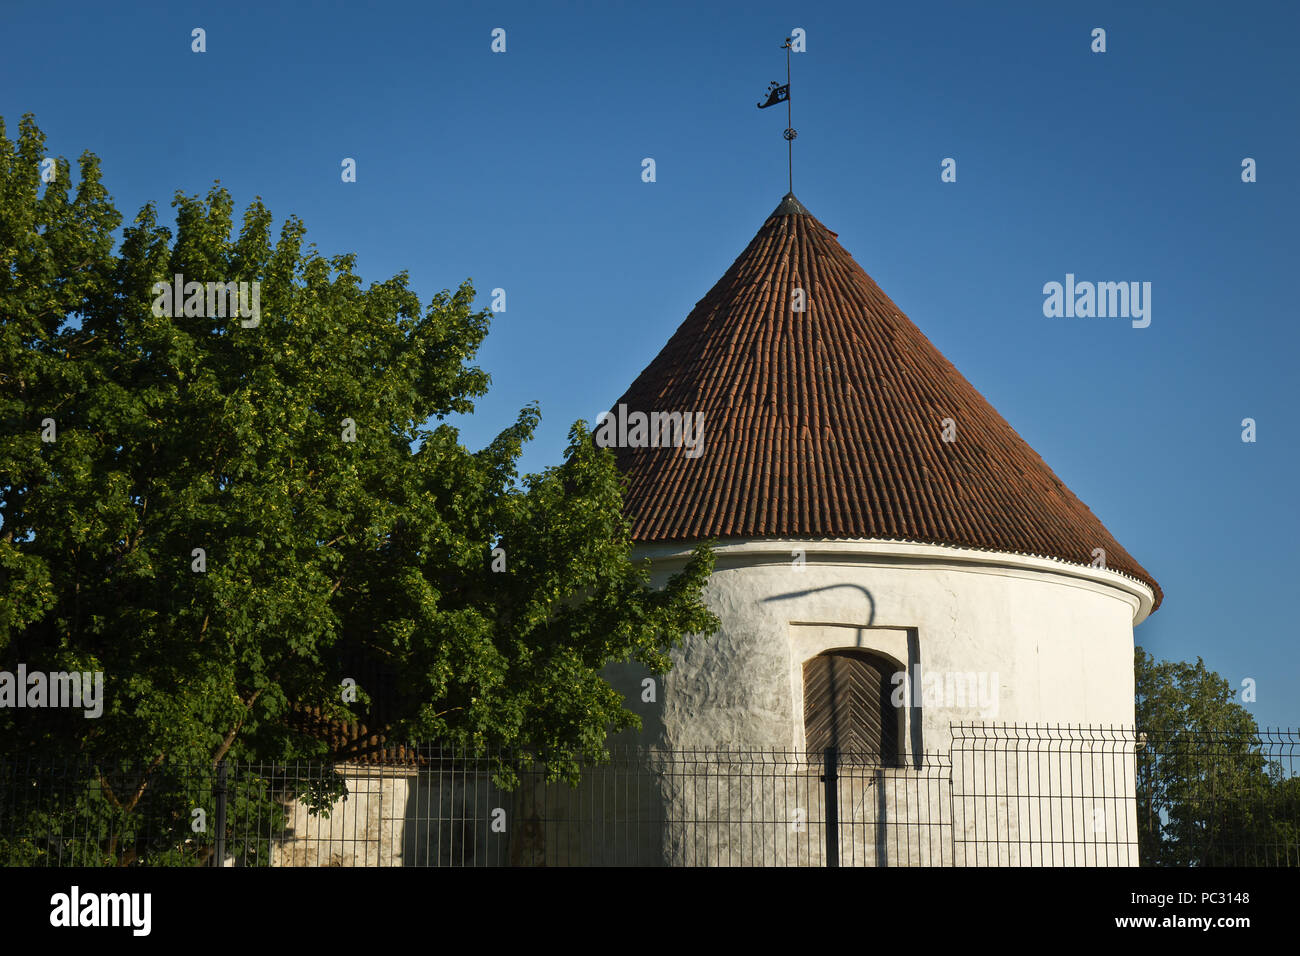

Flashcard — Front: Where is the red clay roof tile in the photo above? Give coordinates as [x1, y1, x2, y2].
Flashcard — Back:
[605, 195, 1162, 611]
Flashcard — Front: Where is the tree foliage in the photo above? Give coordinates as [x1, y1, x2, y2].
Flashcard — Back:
[0, 114, 718, 862]
[1135, 647, 1298, 865]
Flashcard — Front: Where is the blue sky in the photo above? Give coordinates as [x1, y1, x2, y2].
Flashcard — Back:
[4, 1, 1297, 728]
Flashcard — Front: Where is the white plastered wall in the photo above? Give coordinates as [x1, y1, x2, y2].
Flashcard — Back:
[609, 538, 1153, 757]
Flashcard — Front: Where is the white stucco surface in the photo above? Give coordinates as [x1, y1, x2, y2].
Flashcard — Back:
[595, 538, 1150, 865]
[609, 539, 1152, 757]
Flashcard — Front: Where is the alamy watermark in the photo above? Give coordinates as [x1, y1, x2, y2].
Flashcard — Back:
[0, 665, 103, 718]
[50, 886, 150, 936]
[1042, 274, 1150, 328]
[890, 665, 999, 717]
[150, 273, 260, 327]
[594, 403, 706, 459]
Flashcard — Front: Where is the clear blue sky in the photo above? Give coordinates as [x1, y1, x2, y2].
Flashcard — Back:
[4, 1, 1297, 728]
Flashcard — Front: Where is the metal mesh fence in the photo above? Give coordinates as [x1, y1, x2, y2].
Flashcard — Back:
[2, 724, 1296, 866]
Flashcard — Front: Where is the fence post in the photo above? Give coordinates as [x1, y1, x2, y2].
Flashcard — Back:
[823, 745, 839, 867]
[213, 760, 228, 868]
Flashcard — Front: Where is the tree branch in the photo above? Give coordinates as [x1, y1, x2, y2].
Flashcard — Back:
[123, 752, 166, 813]
[211, 687, 263, 768]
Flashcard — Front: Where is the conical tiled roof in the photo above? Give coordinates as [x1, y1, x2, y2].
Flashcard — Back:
[605, 194, 1162, 610]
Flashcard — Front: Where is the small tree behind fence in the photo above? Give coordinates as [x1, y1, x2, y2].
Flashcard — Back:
[1136, 728, 1300, 866]
[3, 725, 1297, 866]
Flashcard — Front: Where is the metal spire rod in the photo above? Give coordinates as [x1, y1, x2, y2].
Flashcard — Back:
[783, 36, 795, 194]
[757, 40, 798, 193]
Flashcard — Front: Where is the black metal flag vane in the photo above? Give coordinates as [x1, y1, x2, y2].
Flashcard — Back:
[757, 37, 797, 193]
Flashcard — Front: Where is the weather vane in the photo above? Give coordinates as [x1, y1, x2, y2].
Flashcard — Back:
[757, 37, 796, 194]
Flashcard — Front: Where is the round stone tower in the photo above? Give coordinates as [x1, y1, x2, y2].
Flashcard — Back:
[588, 194, 1160, 864]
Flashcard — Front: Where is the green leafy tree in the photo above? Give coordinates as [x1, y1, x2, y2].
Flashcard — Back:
[0, 114, 718, 863]
[1135, 647, 1298, 865]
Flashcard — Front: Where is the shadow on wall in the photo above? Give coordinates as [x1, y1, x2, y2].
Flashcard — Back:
[762, 582, 876, 628]
[398, 760, 670, 866]
[399, 768, 506, 866]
